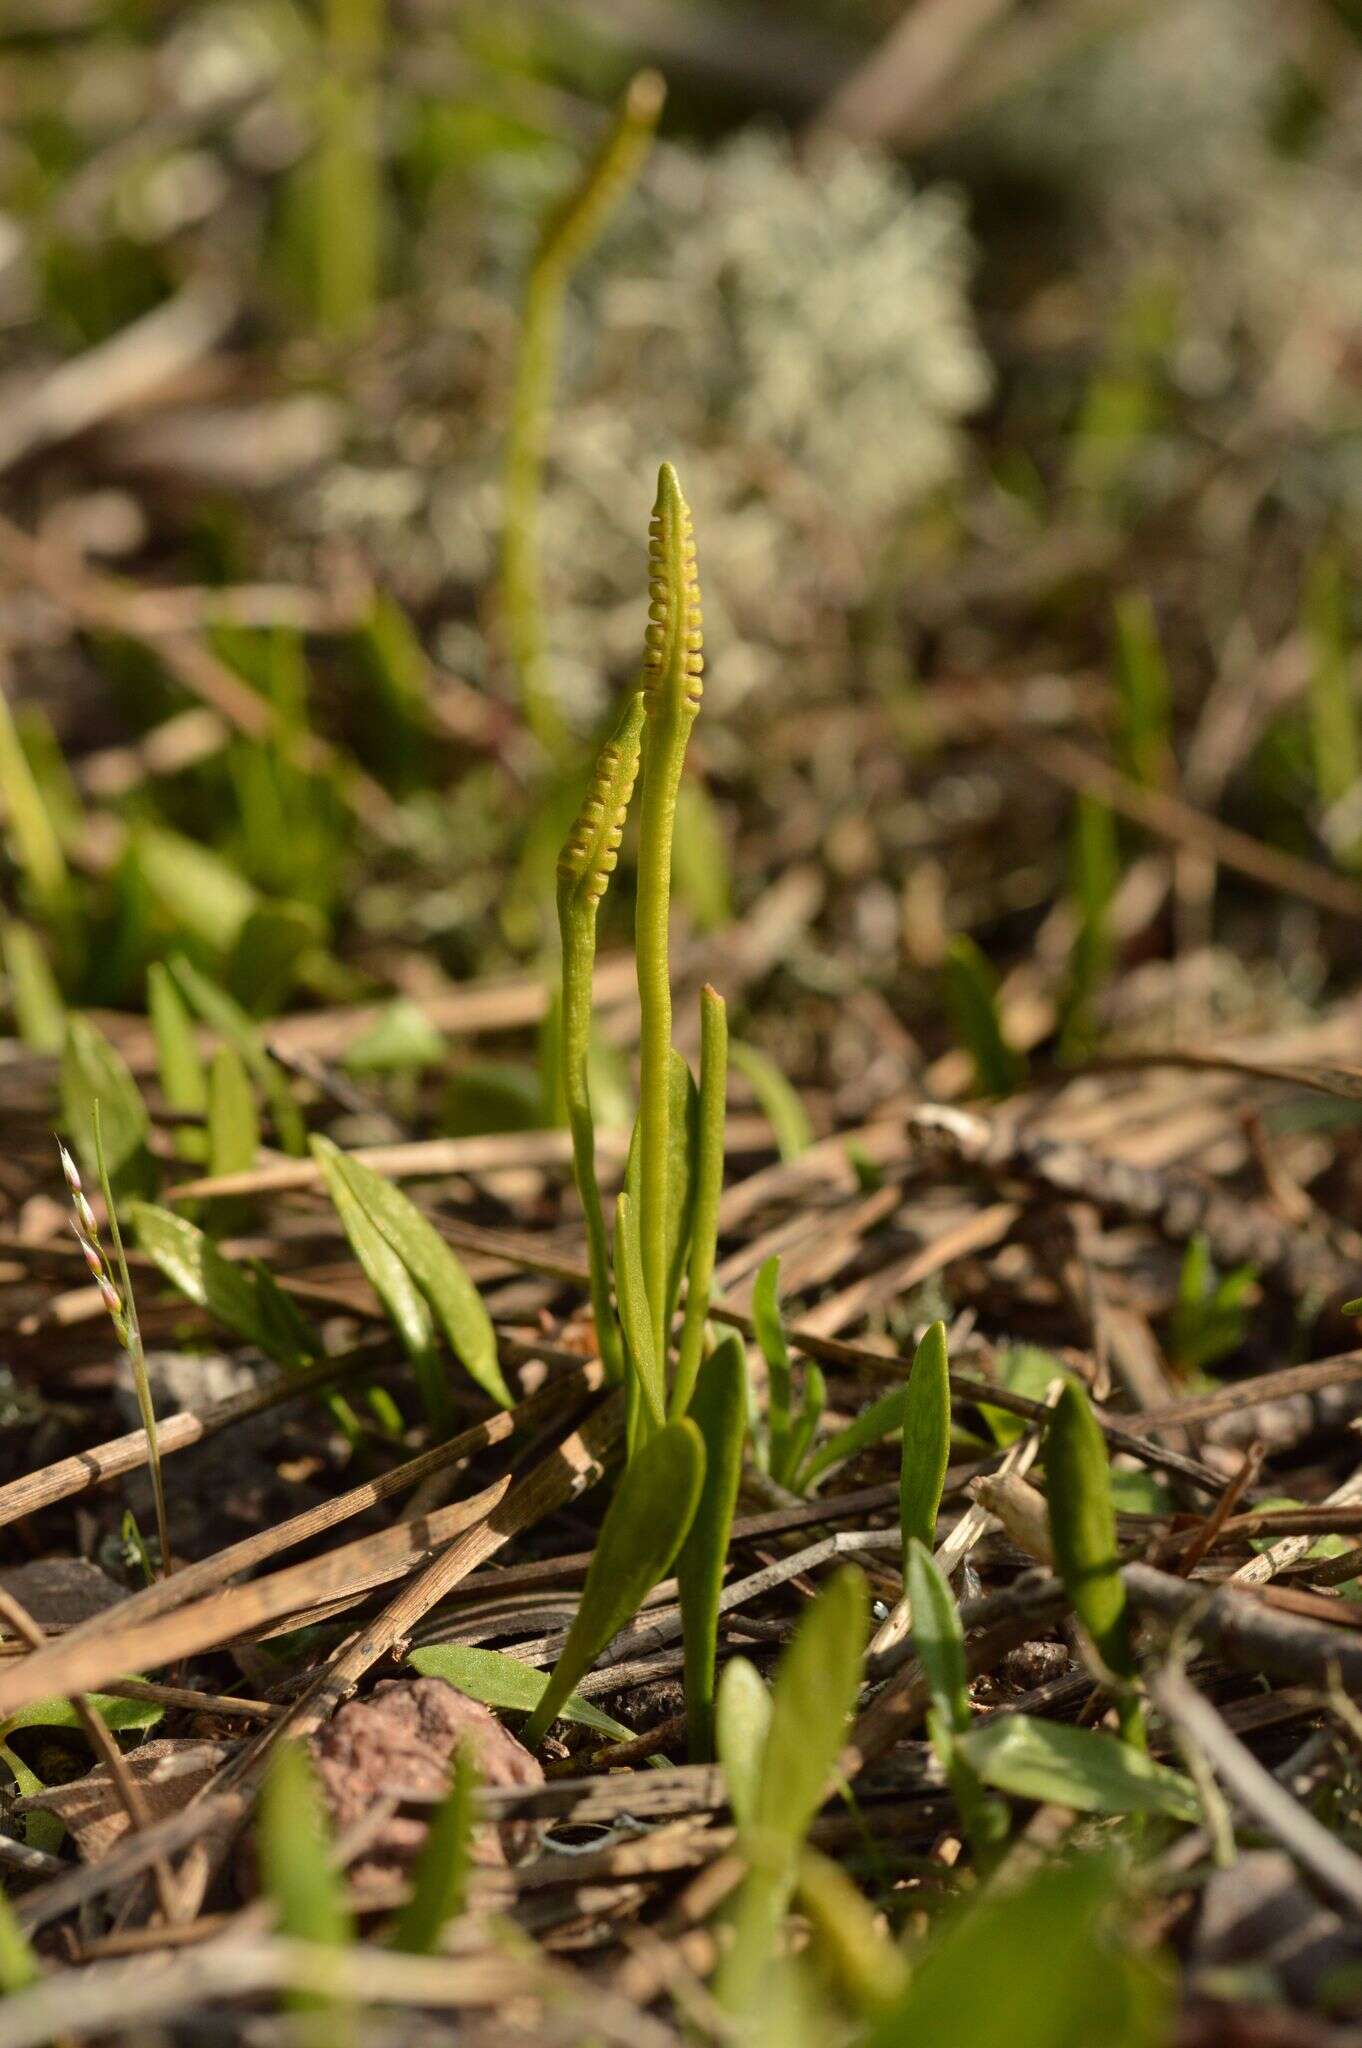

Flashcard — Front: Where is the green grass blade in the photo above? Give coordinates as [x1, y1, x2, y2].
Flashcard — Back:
[0, 1891, 39, 1992]
[752, 1255, 793, 1479]
[782, 1360, 825, 1489]
[388, 1748, 476, 1955]
[729, 1040, 812, 1162]
[1, 921, 64, 1052]
[1306, 550, 1359, 811]
[207, 1044, 259, 1179]
[258, 1739, 354, 2023]
[61, 1018, 152, 1198]
[1112, 590, 1172, 790]
[797, 1383, 907, 1492]
[942, 933, 1025, 1098]
[147, 961, 207, 1121]
[1046, 1381, 1142, 1745]
[168, 956, 307, 1156]
[907, 1538, 1009, 1867]
[0, 677, 67, 909]
[522, 1419, 705, 1749]
[676, 1332, 747, 1761]
[715, 1657, 771, 1834]
[905, 1539, 969, 1735]
[900, 1319, 951, 1563]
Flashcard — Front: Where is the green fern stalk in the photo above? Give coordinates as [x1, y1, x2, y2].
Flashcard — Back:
[556, 692, 646, 1380]
[671, 983, 727, 1418]
[635, 461, 704, 1365]
[502, 71, 665, 755]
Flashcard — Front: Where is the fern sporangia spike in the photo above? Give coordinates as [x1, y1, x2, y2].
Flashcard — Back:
[556, 693, 646, 1382]
[557, 692, 646, 908]
[635, 461, 705, 1366]
[503, 71, 666, 757]
[642, 460, 705, 722]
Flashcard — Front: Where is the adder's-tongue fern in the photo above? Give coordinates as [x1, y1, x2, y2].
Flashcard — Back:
[643, 463, 704, 718]
[556, 693, 646, 1380]
[636, 463, 704, 1362]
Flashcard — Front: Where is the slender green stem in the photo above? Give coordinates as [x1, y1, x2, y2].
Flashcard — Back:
[636, 462, 703, 1367]
[671, 984, 727, 1418]
[503, 72, 664, 756]
[315, 0, 383, 338]
[93, 1104, 171, 1578]
[556, 694, 645, 1380]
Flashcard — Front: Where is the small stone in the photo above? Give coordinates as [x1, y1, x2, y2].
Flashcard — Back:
[308, 1677, 542, 1883]
[0, 1559, 124, 1630]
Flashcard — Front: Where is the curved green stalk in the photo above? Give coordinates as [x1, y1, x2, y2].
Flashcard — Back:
[672, 984, 727, 1418]
[503, 71, 665, 755]
[636, 461, 704, 1364]
[556, 693, 646, 1381]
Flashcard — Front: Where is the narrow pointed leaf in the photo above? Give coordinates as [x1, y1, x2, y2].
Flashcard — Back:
[207, 1044, 258, 1179]
[1046, 1381, 1135, 1681]
[168, 956, 307, 1156]
[900, 1320, 951, 1562]
[677, 1333, 747, 1759]
[148, 961, 207, 1108]
[906, 1539, 969, 1735]
[60, 1017, 152, 1196]
[408, 1643, 636, 1744]
[957, 1715, 1196, 1820]
[798, 1383, 907, 1491]
[130, 1203, 319, 1369]
[2, 920, 64, 1052]
[755, 1564, 868, 1849]
[752, 1255, 793, 1478]
[389, 1748, 476, 1954]
[730, 1040, 811, 1160]
[258, 1741, 353, 2015]
[523, 1420, 705, 1748]
[330, 1150, 511, 1412]
[312, 1136, 442, 1425]
[715, 1657, 771, 1834]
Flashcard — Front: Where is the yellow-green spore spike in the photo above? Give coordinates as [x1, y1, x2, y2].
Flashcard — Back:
[635, 462, 704, 1366]
[556, 692, 646, 1381]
